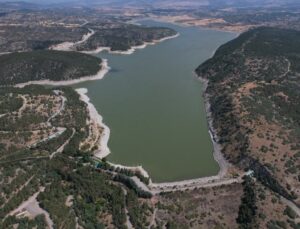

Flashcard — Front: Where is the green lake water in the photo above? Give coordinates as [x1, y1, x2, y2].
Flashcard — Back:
[74, 20, 236, 182]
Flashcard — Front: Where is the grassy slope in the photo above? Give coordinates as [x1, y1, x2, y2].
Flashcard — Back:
[0, 50, 102, 86]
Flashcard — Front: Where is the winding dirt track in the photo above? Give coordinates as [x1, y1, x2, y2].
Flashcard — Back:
[4, 91, 71, 227]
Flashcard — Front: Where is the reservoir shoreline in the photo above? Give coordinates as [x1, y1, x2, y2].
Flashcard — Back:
[75, 73, 233, 192]
[80, 21, 235, 184]
[15, 59, 110, 88]
[13, 20, 237, 184]
[81, 33, 179, 55]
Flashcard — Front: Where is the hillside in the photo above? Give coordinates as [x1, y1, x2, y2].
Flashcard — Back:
[0, 50, 102, 86]
[74, 24, 177, 52]
[0, 8, 177, 53]
[0, 85, 153, 228]
[196, 27, 300, 213]
[1, 3, 299, 227]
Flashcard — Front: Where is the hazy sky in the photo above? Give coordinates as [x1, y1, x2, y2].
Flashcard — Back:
[0, 0, 298, 7]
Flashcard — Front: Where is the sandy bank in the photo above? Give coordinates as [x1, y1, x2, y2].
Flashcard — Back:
[81, 33, 179, 55]
[15, 59, 110, 88]
[76, 88, 151, 180]
[200, 77, 230, 178]
[76, 88, 111, 159]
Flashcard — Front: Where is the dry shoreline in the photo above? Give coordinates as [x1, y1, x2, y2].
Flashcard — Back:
[76, 88, 111, 159]
[12, 26, 231, 191]
[71, 33, 182, 181]
[149, 75, 231, 191]
[75, 67, 232, 192]
[49, 22, 179, 55]
[201, 76, 230, 177]
[145, 42, 231, 190]
[81, 33, 179, 55]
[15, 59, 110, 88]
[12, 32, 180, 185]
[76, 88, 151, 179]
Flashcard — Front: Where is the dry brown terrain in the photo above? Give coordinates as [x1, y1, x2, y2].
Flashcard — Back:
[231, 80, 300, 205]
[255, 182, 299, 228]
[153, 184, 243, 228]
[150, 14, 252, 32]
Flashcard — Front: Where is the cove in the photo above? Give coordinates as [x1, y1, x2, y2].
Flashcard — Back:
[74, 20, 237, 182]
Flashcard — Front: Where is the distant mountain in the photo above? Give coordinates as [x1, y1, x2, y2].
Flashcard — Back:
[208, 0, 300, 8]
[0, 0, 299, 9]
[0, 1, 42, 10]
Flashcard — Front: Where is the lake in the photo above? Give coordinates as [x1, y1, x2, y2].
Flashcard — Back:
[74, 20, 236, 182]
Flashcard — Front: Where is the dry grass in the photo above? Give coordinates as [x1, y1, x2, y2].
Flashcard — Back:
[154, 183, 243, 228]
[255, 182, 299, 228]
[231, 82, 300, 205]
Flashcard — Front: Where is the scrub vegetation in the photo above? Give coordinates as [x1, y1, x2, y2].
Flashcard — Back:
[75, 24, 177, 52]
[0, 85, 146, 228]
[0, 51, 102, 86]
[1, 2, 300, 228]
[0, 8, 176, 53]
[196, 27, 300, 227]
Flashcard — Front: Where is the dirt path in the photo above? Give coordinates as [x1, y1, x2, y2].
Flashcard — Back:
[148, 207, 157, 228]
[150, 176, 242, 194]
[1, 176, 34, 208]
[121, 188, 134, 229]
[0, 94, 27, 117]
[8, 187, 54, 229]
[279, 58, 291, 78]
[80, 19, 89, 27]
[18, 95, 27, 115]
[103, 168, 243, 196]
[240, 33, 257, 54]
[30, 127, 66, 148]
[50, 128, 75, 159]
[280, 197, 300, 221]
[47, 91, 66, 124]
